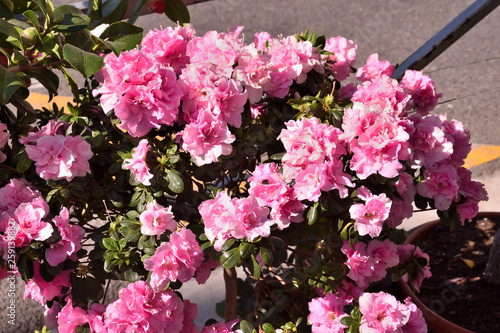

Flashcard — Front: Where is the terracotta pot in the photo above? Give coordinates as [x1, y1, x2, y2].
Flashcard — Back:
[398, 212, 500, 333]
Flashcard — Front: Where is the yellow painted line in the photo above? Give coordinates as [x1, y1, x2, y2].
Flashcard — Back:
[464, 144, 500, 169]
[23, 93, 500, 169]
[26, 92, 74, 111]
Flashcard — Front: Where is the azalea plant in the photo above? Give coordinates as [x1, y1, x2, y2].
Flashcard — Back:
[0, 0, 489, 332]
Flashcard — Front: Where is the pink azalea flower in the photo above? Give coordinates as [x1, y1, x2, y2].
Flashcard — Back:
[178, 109, 235, 166]
[233, 47, 271, 104]
[122, 139, 153, 186]
[359, 292, 411, 332]
[187, 30, 239, 79]
[356, 53, 394, 82]
[324, 36, 357, 81]
[181, 300, 199, 333]
[307, 293, 348, 333]
[19, 119, 65, 145]
[94, 49, 182, 137]
[44, 301, 61, 332]
[141, 24, 196, 74]
[402, 297, 427, 333]
[230, 196, 272, 241]
[139, 200, 177, 237]
[401, 70, 442, 115]
[57, 297, 88, 333]
[248, 163, 304, 229]
[254, 31, 272, 51]
[387, 172, 416, 228]
[440, 116, 471, 167]
[351, 75, 409, 115]
[13, 198, 52, 245]
[0, 178, 43, 232]
[144, 228, 204, 291]
[409, 114, 454, 168]
[45, 208, 85, 266]
[350, 186, 392, 238]
[201, 319, 239, 333]
[397, 244, 432, 292]
[338, 83, 357, 100]
[195, 257, 220, 285]
[416, 164, 459, 210]
[87, 303, 106, 333]
[25, 134, 93, 182]
[24, 262, 71, 302]
[104, 280, 185, 333]
[198, 190, 235, 251]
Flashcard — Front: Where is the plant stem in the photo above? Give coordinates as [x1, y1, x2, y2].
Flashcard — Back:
[223, 267, 237, 322]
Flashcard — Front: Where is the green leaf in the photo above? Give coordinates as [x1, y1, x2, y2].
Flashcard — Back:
[239, 320, 256, 333]
[17, 254, 34, 283]
[270, 152, 285, 161]
[97, 0, 128, 26]
[16, 151, 33, 173]
[165, 169, 184, 193]
[0, 18, 21, 40]
[124, 268, 139, 283]
[0, 61, 24, 104]
[307, 203, 318, 225]
[53, 5, 90, 32]
[127, 0, 145, 24]
[62, 44, 103, 78]
[220, 247, 241, 269]
[260, 246, 273, 265]
[261, 323, 276, 333]
[28, 68, 59, 95]
[239, 243, 255, 259]
[101, 21, 143, 52]
[23, 10, 41, 31]
[250, 255, 261, 280]
[340, 316, 357, 326]
[85, 276, 104, 302]
[221, 238, 235, 251]
[164, 0, 190, 24]
[102, 237, 119, 251]
[0, 1, 14, 19]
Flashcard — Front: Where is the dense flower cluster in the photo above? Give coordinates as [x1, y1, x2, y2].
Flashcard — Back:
[0, 19, 489, 333]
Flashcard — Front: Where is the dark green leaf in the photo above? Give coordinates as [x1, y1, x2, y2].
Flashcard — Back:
[239, 243, 255, 259]
[0, 18, 21, 40]
[72, 277, 89, 309]
[16, 151, 32, 173]
[28, 68, 59, 95]
[97, 0, 128, 26]
[221, 238, 235, 251]
[220, 247, 241, 268]
[260, 246, 273, 265]
[85, 276, 104, 302]
[124, 268, 139, 283]
[340, 316, 356, 326]
[165, 169, 184, 193]
[106, 189, 124, 208]
[17, 254, 34, 283]
[127, 0, 144, 24]
[0, 65, 24, 104]
[62, 44, 103, 78]
[53, 5, 90, 32]
[164, 0, 190, 25]
[0, 1, 14, 19]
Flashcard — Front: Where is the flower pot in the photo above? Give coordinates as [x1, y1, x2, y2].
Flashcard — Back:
[399, 212, 500, 333]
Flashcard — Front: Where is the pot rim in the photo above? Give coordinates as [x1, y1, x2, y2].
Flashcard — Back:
[398, 211, 500, 333]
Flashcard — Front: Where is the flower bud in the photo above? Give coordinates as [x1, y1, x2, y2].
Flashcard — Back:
[145, 0, 165, 14]
[21, 27, 39, 48]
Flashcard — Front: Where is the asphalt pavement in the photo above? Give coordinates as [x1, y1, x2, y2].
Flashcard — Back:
[2, 0, 500, 331]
